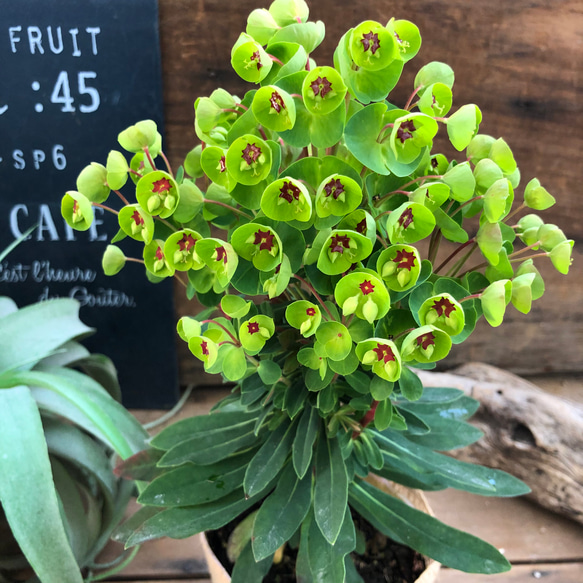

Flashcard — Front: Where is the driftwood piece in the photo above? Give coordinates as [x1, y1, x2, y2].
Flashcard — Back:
[417, 363, 583, 525]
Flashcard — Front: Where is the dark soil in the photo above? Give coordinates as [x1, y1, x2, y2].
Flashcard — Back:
[206, 509, 426, 583]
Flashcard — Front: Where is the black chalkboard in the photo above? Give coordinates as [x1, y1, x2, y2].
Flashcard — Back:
[0, 0, 179, 408]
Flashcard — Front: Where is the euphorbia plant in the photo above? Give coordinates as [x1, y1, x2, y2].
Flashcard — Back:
[64, 0, 573, 579]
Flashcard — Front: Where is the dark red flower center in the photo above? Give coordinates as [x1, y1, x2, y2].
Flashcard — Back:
[310, 76, 333, 98]
[253, 229, 275, 252]
[242, 143, 262, 165]
[131, 210, 144, 226]
[247, 322, 260, 334]
[73, 200, 79, 213]
[219, 156, 226, 173]
[392, 249, 416, 271]
[398, 207, 414, 229]
[250, 50, 263, 70]
[215, 246, 228, 264]
[178, 234, 196, 252]
[152, 177, 172, 194]
[270, 91, 285, 113]
[201, 340, 209, 356]
[329, 234, 351, 254]
[279, 180, 301, 203]
[359, 280, 375, 295]
[355, 218, 367, 234]
[432, 297, 456, 318]
[396, 120, 416, 144]
[373, 343, 395, 364]
[324, 178, 345, 200]
[361, 31, 381, 54]
[417, 332, 436, 350]
[306, 307, 316, 316]
[155, 247, 164, 261]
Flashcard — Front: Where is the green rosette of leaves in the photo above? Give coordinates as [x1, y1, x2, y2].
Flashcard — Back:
[231, 33, 273, 83]
[230, 223, 283, 271]
[385, 202, 436, 244]
[239, 315, 275, 353]
[376, 244, 422, 291]
[349, 21, 398, 71]
[143, 239, 175, 278]
[260, 177, 312, 222]
[334, 271, 390, 323]
[315, 173, 362, 218]
[200, 146, 234, 190]
[355, 337, 401, 382]
[302, 66, 347, 115]
[118, 204, 154, 244]
[226, 135, 272, 186]
[136, 170, 179, 218]
[418, 293, 465, 336]
[400, 325, 452, 363]
[317, 229, 373, 275]
[164, 229, 205, 272]
[61, 191, 93, 231]
[285, 300, 322, 337]
[251, 85, 296, 132]
[195, 238, 239, 288]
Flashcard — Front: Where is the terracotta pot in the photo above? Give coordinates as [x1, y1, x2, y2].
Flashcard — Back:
[200, 475, 441, 583]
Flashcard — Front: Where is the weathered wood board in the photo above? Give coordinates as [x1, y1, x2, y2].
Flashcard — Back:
[155, 0, 582, 381]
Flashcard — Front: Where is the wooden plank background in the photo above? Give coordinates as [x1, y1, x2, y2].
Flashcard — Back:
[155, 0, 583, 381]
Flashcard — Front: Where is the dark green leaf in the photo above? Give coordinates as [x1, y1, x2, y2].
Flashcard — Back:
[397, 367, 423, 401]
[232, 541, 273, 583]
[293, 406, 320, 478]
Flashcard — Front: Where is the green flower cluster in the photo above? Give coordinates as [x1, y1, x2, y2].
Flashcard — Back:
[63, 0, 573, 579]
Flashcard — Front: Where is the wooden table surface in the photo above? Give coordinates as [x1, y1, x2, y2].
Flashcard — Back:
[101, 378, 583, 582]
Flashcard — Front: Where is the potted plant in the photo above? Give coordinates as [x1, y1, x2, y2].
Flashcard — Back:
[62, 0, 574, 580]
[0, 295, 149, 583]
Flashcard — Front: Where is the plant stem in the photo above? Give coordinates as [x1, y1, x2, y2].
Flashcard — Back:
[449, 195, 483, 218]
[143, 146, 156, 170]
[404, 85, 423, 110]
[504, 202, 526, 224]
[434, 238, 476, 274]
[125, 257, 145, 265]
[449, 242, 478, 278]
[203, 198, 253, 220]
[376, 234, 388, 248]
[268, 54, 285, 66]
[160, 150, 174, 177]
[427, 230, 442, 264]
[107, 187, 130, 206]
[92, 203, 118, 215]
[358, 400, 379, 433]
[258, 126, 268, 140]
[459, 293, 482, 303]
[155, 216, 179, 232]
[143, 384, 194, 430]
[292, 273, 335, 320]
[374, 210, 392, 222]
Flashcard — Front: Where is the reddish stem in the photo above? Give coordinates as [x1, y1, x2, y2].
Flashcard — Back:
[92, 203, 118, 215]
[353, 400, 379, 437]
[292, 273, 335, 320]
[434, 238, 476, 274]
[201, 319, 239, 344]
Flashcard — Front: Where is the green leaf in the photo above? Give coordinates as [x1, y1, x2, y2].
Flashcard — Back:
[244, 417, 298, 496]
[258, 360, 282, 385]
[252, 463, 312, 561]
[0, 386, 83, 583]
[349, 480, 511, 573]
[314, 434, 348, 544]
[293, 405, 320, 478]
[0, 299, 92, 373]
[139, 448, 255, 506]
[397, 367, 423, 401]
[232, 541, 273, 583]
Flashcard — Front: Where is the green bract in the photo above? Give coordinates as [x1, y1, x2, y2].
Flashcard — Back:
[418, 293, 465, 336]
[226, 135, 272, 185]
[334, 271, 390, 323]
[356, 337, 401, 382]
[60, 1, 573, 579]
[401, 325, 452, 363]
[136, 171, 179, 218]
[164, 229, 204, 271]
[386, 202, 436, 244]
[315, 173, 362, 218]
[61, 191, 93, 232]
[102, 244, 126, 276]
[285, 300, 322, 337]
[377, 245, 421, 291]
[118, 204, 154, 244]
[231, 223, 283, 271]
[302, 66, 347, 115]
[252, 86, 296, 131]
[260, 177, 312, 222]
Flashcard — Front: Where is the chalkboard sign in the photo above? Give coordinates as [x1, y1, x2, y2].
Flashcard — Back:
[0, 0, 179, 408]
